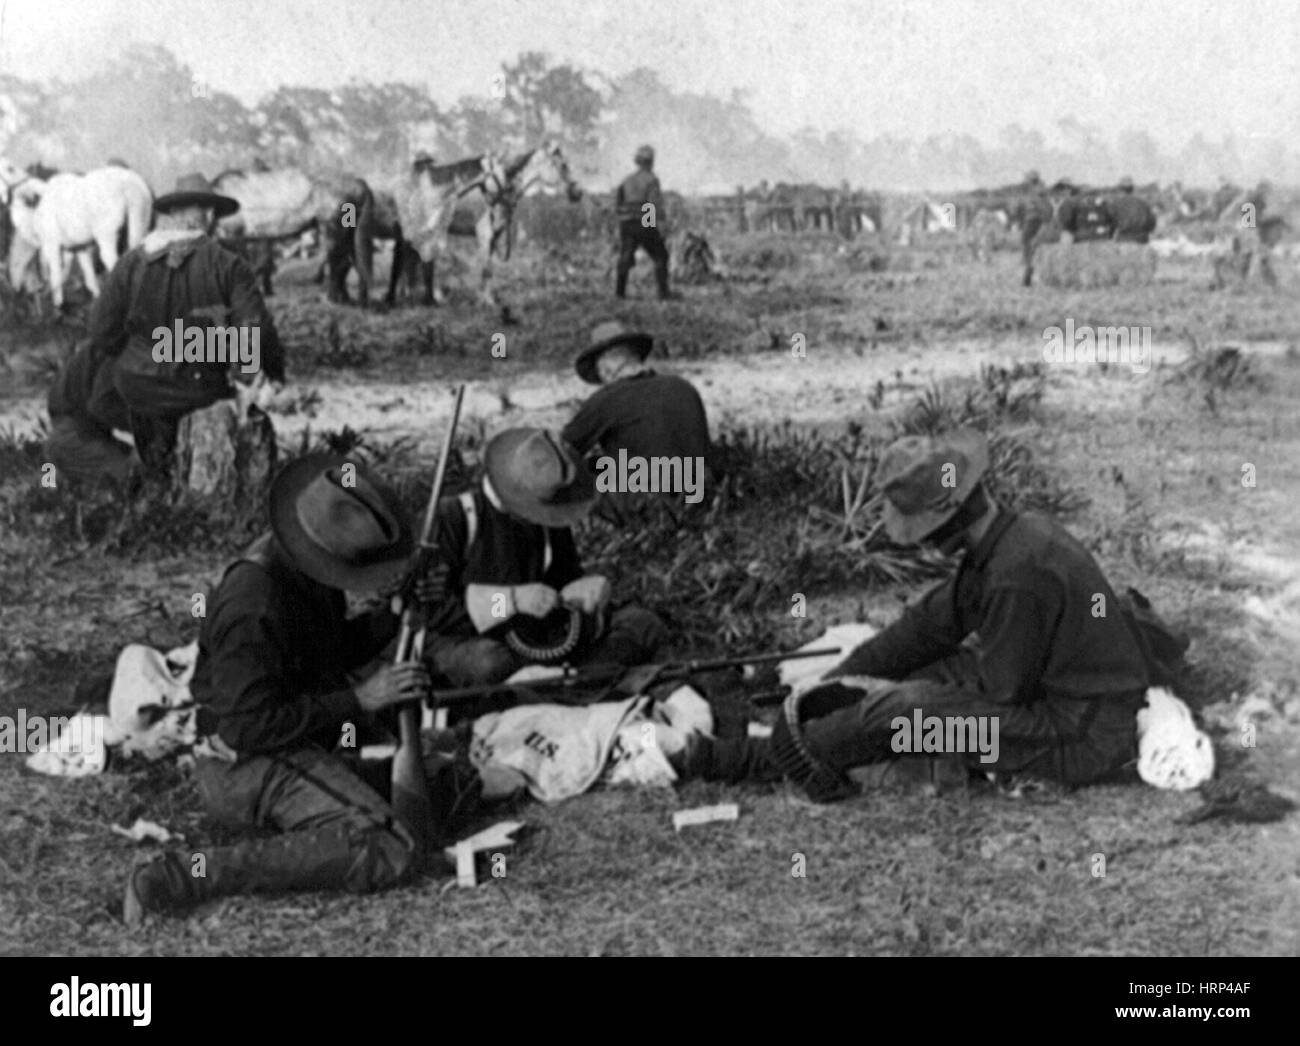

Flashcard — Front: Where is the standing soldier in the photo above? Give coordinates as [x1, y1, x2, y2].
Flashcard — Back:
[615, 145, 671, 300]
[1240, 180, 1282, 287]
[1010, 170, 1054, 288]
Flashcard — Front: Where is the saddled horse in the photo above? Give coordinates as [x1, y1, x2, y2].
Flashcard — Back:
[387, 142, 582, 307]
[387, 155, 487, 305]
[1, 159, 152, 308]
[213, 166, 337, 296]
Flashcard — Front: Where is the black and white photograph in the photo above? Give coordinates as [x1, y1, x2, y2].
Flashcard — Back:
[0, 0, 1295, 982]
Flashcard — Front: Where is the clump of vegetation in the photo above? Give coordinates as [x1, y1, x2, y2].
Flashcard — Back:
[576, 361, 1085, 651]
[1166, 337, 1259, 414]
[0, 364, 1080, 654]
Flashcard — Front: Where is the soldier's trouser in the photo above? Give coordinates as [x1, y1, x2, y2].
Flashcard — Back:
[1020, 220, 1046, 286]
[127, 411, 181, 480]
[702, 649, 1144, 789]
[191, 745, 423, 897]
[800, 677, 1145, 786]
[45, 412, 137, 490]
[616, 220, 670, 298]
[1245, 245, 1278, 286]
[426, 606, 669, 687]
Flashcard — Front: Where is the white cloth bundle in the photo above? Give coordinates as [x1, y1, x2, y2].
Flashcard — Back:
[109, 642, 200, 761]
[469, 684, 714, 803]
[1137, 687, 1215, 790]
[24, 713, 113, 777]
[26, 642, 201, 777]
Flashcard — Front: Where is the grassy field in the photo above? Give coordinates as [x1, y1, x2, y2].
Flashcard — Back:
[1, 230, 1298, 955]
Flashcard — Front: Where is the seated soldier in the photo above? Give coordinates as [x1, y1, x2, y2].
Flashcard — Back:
[123, 454, 465, 924]
[563, 321, 712, 464]
[423, 427, 667, 687]
[678, 429, 1152, 797]
[562, 321, 714, 522]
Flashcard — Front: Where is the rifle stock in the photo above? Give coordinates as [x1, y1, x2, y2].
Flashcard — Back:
[391, 384, 465, 863]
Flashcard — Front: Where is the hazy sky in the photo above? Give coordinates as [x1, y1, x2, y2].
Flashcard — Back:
[1, 0, 1296, 148]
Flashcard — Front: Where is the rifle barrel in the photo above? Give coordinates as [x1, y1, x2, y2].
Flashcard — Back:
[428, 647, 842, 705]
[680, 647, 841, 673]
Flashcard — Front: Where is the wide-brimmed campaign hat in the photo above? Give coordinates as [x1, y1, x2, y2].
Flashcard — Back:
[269, 453, 413, 590]
[154, 173, 239, 218]
[484, 428, 596, 527]
[574, 320, 653, 384]
[875, 429, 990, 545]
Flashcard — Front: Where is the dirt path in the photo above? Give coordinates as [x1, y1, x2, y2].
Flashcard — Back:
[5, 336, 1289, 453]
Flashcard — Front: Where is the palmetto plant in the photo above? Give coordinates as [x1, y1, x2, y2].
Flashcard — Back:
[574, 366, 1082, 651]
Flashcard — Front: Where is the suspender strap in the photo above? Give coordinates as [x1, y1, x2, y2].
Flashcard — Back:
[458, 490, 478, 548]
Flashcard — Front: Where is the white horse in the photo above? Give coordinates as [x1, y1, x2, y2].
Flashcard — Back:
[1, 161, 152, 308]
[390, 141, 582, 305]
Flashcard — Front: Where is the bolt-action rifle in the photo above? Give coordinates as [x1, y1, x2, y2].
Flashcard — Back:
[391, 384, 464, 862]
[426, 647, 843, 708]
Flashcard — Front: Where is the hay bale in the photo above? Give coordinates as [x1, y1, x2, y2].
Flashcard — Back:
[175, 399, 277, 504]
[1037, 241, 1157, 288]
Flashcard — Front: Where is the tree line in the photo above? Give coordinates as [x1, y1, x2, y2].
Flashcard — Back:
[0, 45, 1290, 193]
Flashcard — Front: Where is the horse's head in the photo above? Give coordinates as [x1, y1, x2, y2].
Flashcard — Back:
[511, 141, 582, 202]
[3, 169, 45, 241]
[0, 157, 27, 204]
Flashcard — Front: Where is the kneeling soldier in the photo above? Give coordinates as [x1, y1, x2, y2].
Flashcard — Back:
[680, 429, 1151, 797]
[48, 173, 284, 493]
[124, 454, 457, 924]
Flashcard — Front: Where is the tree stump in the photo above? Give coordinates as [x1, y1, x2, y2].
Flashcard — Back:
[174, 399, 277, 506]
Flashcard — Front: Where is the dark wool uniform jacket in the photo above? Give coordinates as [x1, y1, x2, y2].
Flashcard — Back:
[192, 537, 398, 754]
[424, 487, 584, 638]
[51, 233, 285, 425]
[616, 169, 665, 223]
[838, 511, 1149, 705]
[562, 370, 712, 464]
[47, 340, 132, 430]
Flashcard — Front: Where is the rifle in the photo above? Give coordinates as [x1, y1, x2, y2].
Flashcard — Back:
[391, 384, 464, 862]
[427, 647, 843, 708]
